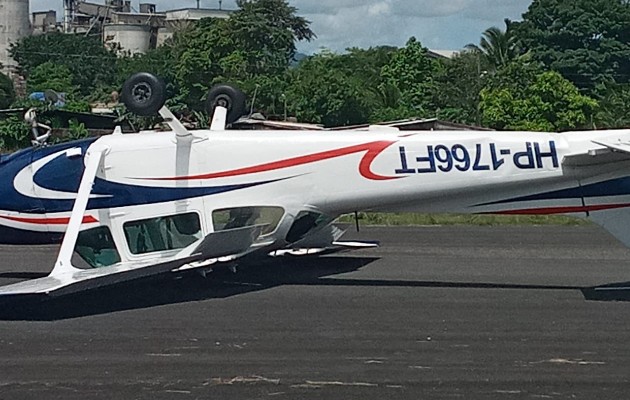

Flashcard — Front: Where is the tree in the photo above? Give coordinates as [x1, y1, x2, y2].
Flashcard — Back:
[595, 83, 630, 128]
[0, 72, 15, 109]
[466, 19, 520, 69]
[27, 62, 75, 93]
[174, 0, 315, 110]
[513, 0, 630, 91]
[378, 37, 437, 120]
[480, 61, 598, 131]
[10, 32, 118, 96]
[118, 45, 177, 85]
[230, 0, 315, 74]
[286, 52, 371, 127]
[318, 46, 398, 122]
[0, 115, 31, 150]
[431, 51, 490, 125]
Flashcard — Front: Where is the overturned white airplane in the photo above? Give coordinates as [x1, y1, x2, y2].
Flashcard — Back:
[1, 72, 629, 297]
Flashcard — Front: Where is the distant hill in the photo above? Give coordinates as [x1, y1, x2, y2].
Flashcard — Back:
[291, 52, 308, 67]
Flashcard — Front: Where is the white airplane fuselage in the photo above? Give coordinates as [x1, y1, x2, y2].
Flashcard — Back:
[3, 127, 630, 265]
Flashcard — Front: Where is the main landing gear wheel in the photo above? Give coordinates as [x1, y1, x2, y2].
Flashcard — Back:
[205, 84, 247, 124]
[121, 72, 167, 116]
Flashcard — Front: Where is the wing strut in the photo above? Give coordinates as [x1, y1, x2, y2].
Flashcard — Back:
[52, 145, 107, 275]
[210, 106, 228, 131]
[159, 106, 192, 139]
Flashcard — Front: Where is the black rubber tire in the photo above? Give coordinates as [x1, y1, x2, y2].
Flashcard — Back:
[121, 72, 167, 116]
[205, 84, 247, 124]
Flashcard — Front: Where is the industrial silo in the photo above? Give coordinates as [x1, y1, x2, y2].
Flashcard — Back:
[103, 24, 152, 55]
[0, 0, 30, 72]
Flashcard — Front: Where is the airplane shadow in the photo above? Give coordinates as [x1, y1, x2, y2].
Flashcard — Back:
[0, 256, 376, 321]
[0, 272, 49, 280]
[580, 283, 630, 302]
[0, 256, 627, 321]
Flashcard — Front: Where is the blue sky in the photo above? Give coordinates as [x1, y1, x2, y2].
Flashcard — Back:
[31, 0, 532, 53]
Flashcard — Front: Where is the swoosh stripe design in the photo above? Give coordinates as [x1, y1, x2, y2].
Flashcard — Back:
[477, 177, 630, 207]
[15, 147, 108, 201]
[0, 215, 99, 225]
[482, 203, 630, 215]
[0, 139, 97, 213]
[137, 140, 401, 181]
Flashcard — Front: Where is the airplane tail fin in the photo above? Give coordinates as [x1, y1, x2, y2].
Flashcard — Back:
[587, 208, 630, 248]
[571, 138, 630, 247]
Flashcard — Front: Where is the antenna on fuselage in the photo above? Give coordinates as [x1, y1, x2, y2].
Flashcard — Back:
[249, 84, 259, 117]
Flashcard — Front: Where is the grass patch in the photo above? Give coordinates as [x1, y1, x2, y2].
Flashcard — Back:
[338, 212, 588, 226]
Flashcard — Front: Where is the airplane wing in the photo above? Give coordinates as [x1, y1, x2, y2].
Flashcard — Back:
[0, 139, 266, 298]
[591, 139, 630, 154]
[269, 223, 380, 257]
[563, 139, 630, 166]
[0, 226, 265, 297]
[270, 240, 379, 257]
[0, 256, 199, 297]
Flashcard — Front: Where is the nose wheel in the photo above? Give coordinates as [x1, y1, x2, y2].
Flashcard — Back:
[121, 73, 167, 116]
[206, 85, 247, 124]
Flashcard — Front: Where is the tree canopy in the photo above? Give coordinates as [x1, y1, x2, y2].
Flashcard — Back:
[27, 62, 75, 93]
[480, 62, 598, 131]
[514, 0, 630, 90]
[0, 72, 15, 110]
[174, 0, 315, 109]
[466, 19, 521, 69]
[4, 0, 630, 151]
[9, 32, 118, 96]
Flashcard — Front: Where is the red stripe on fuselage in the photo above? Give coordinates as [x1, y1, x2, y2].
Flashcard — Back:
[141, 140, 401, 181]
[0, 215, 98, 225]
[487, 203, 630, 215]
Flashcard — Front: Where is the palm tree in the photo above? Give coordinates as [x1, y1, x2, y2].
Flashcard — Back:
[466, 19, 520, 69]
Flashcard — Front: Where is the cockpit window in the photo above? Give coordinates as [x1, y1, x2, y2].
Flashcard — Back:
[286, 211, 330, 243]
[124, 212, 202, 255]
[75, 226, 121, 268]
[212, 206, 285, 235]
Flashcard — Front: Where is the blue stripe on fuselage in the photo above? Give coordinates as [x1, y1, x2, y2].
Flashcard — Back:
[1, 138, 288, 214]
[477, 177, 630, 206]
[0, 139, 97, 212]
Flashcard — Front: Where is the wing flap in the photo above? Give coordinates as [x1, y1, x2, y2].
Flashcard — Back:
[0, 256, 199, 297]
[179, 224, 265, 259]
[563, 139, 630, 167]
[0, 225, 267, 297]
[591, 139, 630, 154]
[270, 240, 380, 257]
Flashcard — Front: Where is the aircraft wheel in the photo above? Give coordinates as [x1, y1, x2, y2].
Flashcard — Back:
[121, 72, 167, 116]
[205, 84, 247, 124]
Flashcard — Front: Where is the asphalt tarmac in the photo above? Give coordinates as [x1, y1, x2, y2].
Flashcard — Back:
[1, 225, 630, 399]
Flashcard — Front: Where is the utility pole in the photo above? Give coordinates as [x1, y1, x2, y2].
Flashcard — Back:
[196, 0, 200, 9]
[219, 0, 223, 10]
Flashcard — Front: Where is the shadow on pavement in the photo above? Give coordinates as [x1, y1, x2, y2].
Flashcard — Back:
[0, 256, 377, 321]
[581, 282, 630, 302]
[1, 255, 628, 321]
[0, 272, 49, 280]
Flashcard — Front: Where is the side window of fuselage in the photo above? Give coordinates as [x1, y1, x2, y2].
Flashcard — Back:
[212, 206, 285, 236]
[75, 226, 121, 268]
[123, 212, 202, 255]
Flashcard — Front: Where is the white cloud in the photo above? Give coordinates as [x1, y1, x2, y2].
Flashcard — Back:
[368, 2, 392, 16]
